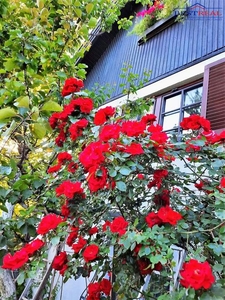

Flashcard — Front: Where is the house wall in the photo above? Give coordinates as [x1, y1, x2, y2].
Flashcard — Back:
[84, 0, 225, 101]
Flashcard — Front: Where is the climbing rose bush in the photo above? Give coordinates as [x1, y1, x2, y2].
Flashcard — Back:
[2, 78, 225, 299]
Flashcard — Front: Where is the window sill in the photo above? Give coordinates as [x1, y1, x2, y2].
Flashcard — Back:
[138, 13, 177, 46]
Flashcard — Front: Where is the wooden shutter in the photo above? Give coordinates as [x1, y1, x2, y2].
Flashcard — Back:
[202, 58, 225, 132]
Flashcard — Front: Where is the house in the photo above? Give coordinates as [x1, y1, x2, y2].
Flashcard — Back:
[80, 0, 225, 135]
[53, 0, 225, 298]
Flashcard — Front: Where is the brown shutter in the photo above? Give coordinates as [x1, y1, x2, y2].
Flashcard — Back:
[202, 58, 225, 132]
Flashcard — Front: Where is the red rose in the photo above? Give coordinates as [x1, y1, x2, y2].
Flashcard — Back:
[37, 214, 64, 235]
[137, 174, 144, 180]
[153, 169, 168, 181]
[83, 244, 99, 262]
[55, 129, 66, 147]
[70, 97, 94, 114]
[110, 216, 128, 236]
[145, 212, 162, 228]
[137, 258, 153, 276]
[133, 244, 142, 256]
[66, 226, 79, 246]
[124, 143, 144, 155]
[87, 165, 108, 192]
[151, 132, 168, 145]
[23, 239, 45, 256]
[69, 118, 89, 141]
[57, 152, 72, 164]
[121, 120, 146, 137]
[141, 114, 157, 125]
[220, 177, 225, 188]
[99, 124, 121, 141]
[147, 124, 163, 133]
[59, 264, 68, 276]
[102, 220, 111, 231]
[52, 251, 68, 271]
[153, 189, 170, 206]
[99, 278, 112, 296]
[55, 180, 85, 199]
[94, 106, 115, 125]
[94, 110, 107, 125]
[61, 201, 70, 217]
[158, 206, 182, 225]
[72, 236, 87, 253]
[87, 282, 101, 299]
[79, 141, 109, 170]
[61, 77, 84, 97]
[2, 249, 29, 270]
[89, 226, 98, 235]
[67, 162, 78, 173]
[180, 115, 211, 131]
[47, 164, 61, 174]
[180, 259, 215, 290]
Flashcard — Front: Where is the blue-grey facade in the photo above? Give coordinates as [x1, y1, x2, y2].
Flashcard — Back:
[82, 0, 225, 101]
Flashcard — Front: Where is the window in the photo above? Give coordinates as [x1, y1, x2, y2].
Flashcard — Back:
[160, 84, 203, 136]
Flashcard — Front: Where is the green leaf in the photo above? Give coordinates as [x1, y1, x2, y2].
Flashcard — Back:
[86, 3, 94, 14]
[0, 204, 8, 213]
[33, 179, 45, 189]
[51, 236, 60, 246]
[116, 181, 127, 192]
[0, 236, 7, 247]
[88, 17, 97, 28]
[213, 263, 223, 272]
[208, 243, 225, 256]
[4, 59, 16, 71]
[215, 209, 225, 220]
[74, 8, 82, 18]
[17, 272, 25, 285]
[0, 249, 7, 265]
[119, 166, 132, 176]
[144, 247, 151, 256]
[14, 96, 29, 108]
[0, 108, 17, 120]
[122, 239, 131, 249]
[0, 188, 10, 198]
[41, 101, 62, 112]
[32, 123, 46, 139]
[109, 168, 117, 177]
[0, 166, 12, 175]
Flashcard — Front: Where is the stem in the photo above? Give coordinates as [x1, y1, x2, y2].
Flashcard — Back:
[180, 221, 225, 235]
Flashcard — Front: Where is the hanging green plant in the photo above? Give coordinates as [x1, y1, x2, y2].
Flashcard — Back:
[130, 1, 165, 36]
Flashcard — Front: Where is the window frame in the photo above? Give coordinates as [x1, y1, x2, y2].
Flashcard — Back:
[157, 82, 203, 134]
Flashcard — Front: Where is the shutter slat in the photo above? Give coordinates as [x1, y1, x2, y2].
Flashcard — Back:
[206, 61, 225, 130]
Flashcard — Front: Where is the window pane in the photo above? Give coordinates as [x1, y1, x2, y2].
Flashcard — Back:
[184, 86, 202, 106]
[164, 94, 181, 112]
[184, 105, 201, 117]
[163, 112, 180, 131]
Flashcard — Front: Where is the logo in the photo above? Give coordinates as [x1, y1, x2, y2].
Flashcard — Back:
[175, 3, 223, 19]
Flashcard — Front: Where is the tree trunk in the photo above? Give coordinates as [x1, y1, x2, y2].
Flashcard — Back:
[0, 269, 16, 300]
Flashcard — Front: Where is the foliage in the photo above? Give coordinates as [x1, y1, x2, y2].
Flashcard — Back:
[2, 75, 225, 299]
[0, 1, 224, 299]
[0, 0, 158, 298]
[129, 0, 188, 37]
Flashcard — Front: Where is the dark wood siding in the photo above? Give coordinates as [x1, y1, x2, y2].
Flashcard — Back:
[202, 59, 225, 131]
[82, 0, 225, 102]
[204, 60, 225, 131]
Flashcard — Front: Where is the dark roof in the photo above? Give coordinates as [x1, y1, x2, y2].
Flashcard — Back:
[79, 1, 137, 74]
